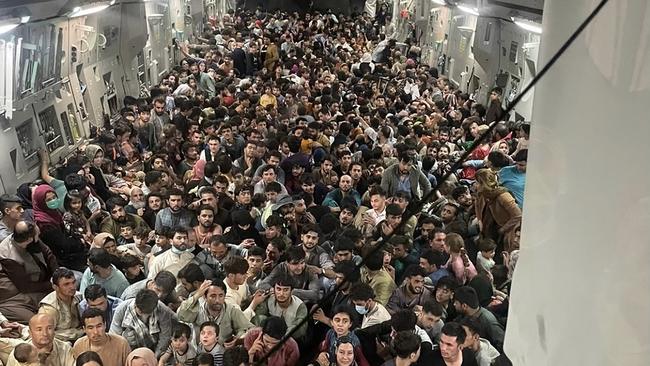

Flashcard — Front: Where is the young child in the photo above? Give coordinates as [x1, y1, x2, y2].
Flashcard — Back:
[118, 223, 135, 245]
[121, 254, 146, 284]
[13, 343, 39, 366]
[119, 226, 152, 260]
[147, 229, 172, 270]
[198, 321, 224, 366]
[444, 233, 478, 285]
[159, 323, 197, 366]
[318, 305, 368, 365]
[476, 238, 497, 277]
[62, 192, 92, 245]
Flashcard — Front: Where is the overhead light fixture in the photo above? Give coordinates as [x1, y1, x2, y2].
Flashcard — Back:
[457, 4, 480, 16]
[512, 17, 542, 34]
[432, 0, 447, 5]
[20, 16, 30, 23]
[68, 0, 116, 18]
[0, 18, 21, 35]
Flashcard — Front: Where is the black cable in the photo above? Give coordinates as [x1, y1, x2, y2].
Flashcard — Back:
[253, 0, 612, 363]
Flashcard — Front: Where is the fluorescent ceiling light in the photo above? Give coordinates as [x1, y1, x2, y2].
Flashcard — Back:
[457, 5, 479, 16]
[0, 19, 20, 35]
[432, 0, 447, 5]
[512, 17, 542, 34]
[69, 0, 115, 18]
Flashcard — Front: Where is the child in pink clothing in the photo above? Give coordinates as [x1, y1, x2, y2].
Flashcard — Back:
[444, 233, 478, 285]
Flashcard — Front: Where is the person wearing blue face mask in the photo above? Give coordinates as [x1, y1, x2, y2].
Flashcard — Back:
[148, 226, 194, 280]
[32, 184, 87, 272]
[349, 282, 391, 329]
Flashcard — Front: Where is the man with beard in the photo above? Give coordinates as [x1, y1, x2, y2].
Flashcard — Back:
[72, 308, 131, 366]
[193, 205, 222, 248]
[197, 187, 230, 228]
[349, 162, 369, 196]
[381, 152, 431, 201]
[80, 248, 130, 298]
[0, 221, 57, 323]
[151, 97, 170, 145]
[413, 216, 438, 256]
[148, 226, 194, 280]
[155, 189, 197, 232]
[100, 197, 150, 239]
[386, 265, 432, 315]
[177, 142, 199, 178]
[177, 280, 253, 346]
[190, 63, 216, 98]
[323, 175, 361, 212]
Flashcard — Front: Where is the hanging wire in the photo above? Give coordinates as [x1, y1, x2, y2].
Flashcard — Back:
[254, 0, 612, 363]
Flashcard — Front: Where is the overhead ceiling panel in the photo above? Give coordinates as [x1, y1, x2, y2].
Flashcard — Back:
[487, 0, 544, 15]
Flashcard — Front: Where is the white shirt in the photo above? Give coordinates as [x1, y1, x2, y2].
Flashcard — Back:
[361, 302, 391, 329]
[147, 249, 194, 279]
[224, 278, 249, 309]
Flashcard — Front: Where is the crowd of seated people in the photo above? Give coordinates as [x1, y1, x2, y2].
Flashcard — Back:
[0, 6, 528, 366]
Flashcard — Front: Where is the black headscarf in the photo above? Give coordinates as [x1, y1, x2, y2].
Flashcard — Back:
[16, 183, 33, 209]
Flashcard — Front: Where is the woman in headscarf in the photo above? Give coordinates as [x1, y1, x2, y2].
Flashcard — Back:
[92, 232, 123, 268]
[474, 169, 522, 258]
[33, 184, 87, 271]
[16, 183, 35, 221]
[125, 348, 157, 366]
[85, 144, 112, 201]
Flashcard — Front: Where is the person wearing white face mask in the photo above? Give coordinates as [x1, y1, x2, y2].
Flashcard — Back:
[147, 227, 194, 280]
[348, 283, 391, 329]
